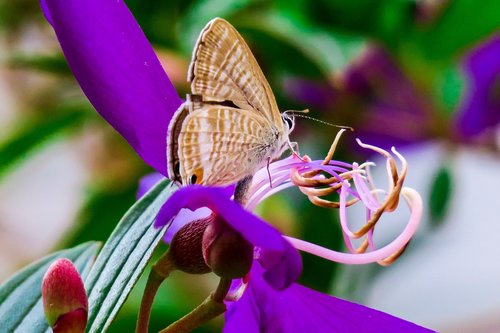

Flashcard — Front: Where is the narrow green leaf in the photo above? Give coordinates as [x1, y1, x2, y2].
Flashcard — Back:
[85, 179, 177, 333]
[240, 11, 365, 75]
[413, 0, 500, 60]
[0, 242, 100, 333]
[429, 166, 453, 226]
[8, 54, 70, 75]
[435, 66, 465, 115]
[0, 108, 87, 181]
[179, 0, 256, 54]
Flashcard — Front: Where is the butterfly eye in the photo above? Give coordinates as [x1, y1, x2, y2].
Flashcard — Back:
[283, 115, 295, 132]
[189, 174, 198, 184]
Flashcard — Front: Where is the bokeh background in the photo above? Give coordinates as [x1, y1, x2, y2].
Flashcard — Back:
[1, 0, 499, 332]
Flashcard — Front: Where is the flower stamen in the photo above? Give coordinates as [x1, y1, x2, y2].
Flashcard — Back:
[247, 130, 422, 266]
[244, 132, 422, 266]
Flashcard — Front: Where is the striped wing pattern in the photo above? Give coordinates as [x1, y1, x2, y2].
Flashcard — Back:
[167, 102, 189, 182]
[167, 18, 291, 186]
[177, 105, 276, 185]
[188, 18, 283, 131]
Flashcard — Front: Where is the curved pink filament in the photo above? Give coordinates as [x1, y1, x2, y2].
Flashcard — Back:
[284, 187, 422, 264]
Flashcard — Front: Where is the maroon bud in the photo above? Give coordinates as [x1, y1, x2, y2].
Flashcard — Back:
[52, 309, 87, 333]
[202, 215, 253, 279]
[42, 258, 88, 333]
[169, 215, 213, 274]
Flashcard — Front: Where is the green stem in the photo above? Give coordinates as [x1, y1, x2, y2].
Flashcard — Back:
[136, 251, 176, 333]
[159, 278, 232, 333]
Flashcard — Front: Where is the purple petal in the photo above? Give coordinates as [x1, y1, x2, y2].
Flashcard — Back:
[40, 0, 53, 25]
[455, 33, 500, 138]
[224, 263, 435, 333]
[161, 207, 212, 244]
[342, 47, 433, 151]
[137, 172, 165, 199]
[155, 186, 301, 289]
[41, 0, 182, 175]
[282, 77, 337, 109]
[353, 103, 429, 151]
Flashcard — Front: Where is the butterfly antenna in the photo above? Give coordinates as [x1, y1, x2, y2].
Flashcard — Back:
[291, 108, 310, 114]
[290, 111, 354, 131]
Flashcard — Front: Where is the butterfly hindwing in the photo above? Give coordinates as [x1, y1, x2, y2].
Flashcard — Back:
[167, 102, 189, 183]
[177, 105, 281, 185]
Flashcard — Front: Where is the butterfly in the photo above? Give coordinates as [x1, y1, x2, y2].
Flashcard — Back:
[167, 18, 295, 186]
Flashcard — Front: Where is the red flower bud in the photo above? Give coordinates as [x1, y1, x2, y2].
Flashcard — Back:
[42, 258, 88, 333]
[169, 215, 213, 274]
[202, 215, 253, 279]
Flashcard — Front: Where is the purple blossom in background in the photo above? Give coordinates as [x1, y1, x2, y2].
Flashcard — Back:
[343, 47, 433, 148]
[285, 46, 433, 150]
[41, 0, 432, 331]
[286, 37, 500, 150]
[455, 33, 500, 139]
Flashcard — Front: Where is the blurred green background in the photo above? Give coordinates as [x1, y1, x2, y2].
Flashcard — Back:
[1, 0, 499, 332]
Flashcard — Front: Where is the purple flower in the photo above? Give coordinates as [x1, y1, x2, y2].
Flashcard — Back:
[284, 47, 432, 151]
[454, 33, 500, 139]
[286, 38, 500, 149]
[157, 132, 423, 267]
[154, 185, 302, 290]
[42, 1, 429, 331]
[224, 262, 433, 333]
[155, 133, 427, 330]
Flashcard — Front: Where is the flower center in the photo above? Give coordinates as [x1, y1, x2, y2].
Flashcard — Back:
[246, 129, 423, 266]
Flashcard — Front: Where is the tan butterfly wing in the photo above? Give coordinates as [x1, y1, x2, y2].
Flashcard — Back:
[167, 102, 189, 182]
[188, 18, 283, 131]
[167, 95, 208, 182]
[177, 105, 285, 186]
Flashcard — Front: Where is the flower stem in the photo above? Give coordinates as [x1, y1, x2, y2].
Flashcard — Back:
[159, 278, 232, 333]
[136, 250, 176, 333]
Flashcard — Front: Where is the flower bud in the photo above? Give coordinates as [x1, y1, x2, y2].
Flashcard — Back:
[42, 258, 88, 333]
[202, 216, 253, 279]
[169, 215, 212, 274]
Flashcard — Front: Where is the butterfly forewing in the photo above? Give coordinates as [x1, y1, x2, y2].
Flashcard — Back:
[188, 18, 283, 131]
[168, 18, 293, 187]
[177, 105, 280, 185]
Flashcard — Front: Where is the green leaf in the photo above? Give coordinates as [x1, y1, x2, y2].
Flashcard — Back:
[85, 179, 177, 333]
[434, 66, 465, 115]
[0, 108, 87, 181]
[310, 0, 414, 46]
[8, 54, 70, 75]
[178, 0, 257, 54]
[241, 11, 365, 75]
[0, 242, 100, 333]
[429, 166, 453, 226]
[66, 182, 140, 246]
[412, 0, 500, 60]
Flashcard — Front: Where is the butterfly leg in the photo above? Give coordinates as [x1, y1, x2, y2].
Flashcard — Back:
[288, 141, 306, 161]
[267, 157, 273, 189]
